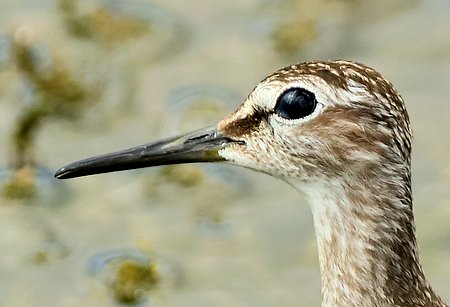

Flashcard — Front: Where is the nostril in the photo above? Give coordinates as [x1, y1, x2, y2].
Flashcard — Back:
[187, 133, 210, 142]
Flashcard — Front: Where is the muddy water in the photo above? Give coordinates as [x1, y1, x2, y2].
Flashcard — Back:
[0, 0, 449, 306]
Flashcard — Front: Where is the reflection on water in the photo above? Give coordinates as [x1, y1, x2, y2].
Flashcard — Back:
[0, 0, 449, 306]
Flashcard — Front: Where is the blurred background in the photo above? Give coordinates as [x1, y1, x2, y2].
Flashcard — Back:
[0, 0, 449, 306]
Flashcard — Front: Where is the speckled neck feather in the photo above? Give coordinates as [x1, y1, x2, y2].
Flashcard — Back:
[294, 169, 443, 306]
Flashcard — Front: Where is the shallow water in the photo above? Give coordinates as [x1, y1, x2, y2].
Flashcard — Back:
[0, 0, 450, 306]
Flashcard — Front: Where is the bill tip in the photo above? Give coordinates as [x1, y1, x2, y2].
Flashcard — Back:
[54, 167, 68, 179]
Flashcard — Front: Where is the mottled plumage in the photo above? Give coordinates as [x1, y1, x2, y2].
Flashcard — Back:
[218, 60, 446, 306]
[56, 60, 447, 306]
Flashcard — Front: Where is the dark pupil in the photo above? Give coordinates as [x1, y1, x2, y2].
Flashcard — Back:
[275, 88, 316, 120]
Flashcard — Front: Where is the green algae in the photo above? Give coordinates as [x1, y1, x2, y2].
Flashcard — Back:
[10, 36, 89, 169]
[110, 260, 160, 304]
[158, 165, 204, 188]
[272, 19, 316, 54]
[59, 0, 153, 44]
[2, 166, 37, 200]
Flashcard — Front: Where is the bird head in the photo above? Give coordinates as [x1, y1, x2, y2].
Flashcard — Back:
[55, 60, 411, 185]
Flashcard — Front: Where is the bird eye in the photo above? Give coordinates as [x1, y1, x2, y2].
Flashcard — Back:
[274, 88, 317, 120]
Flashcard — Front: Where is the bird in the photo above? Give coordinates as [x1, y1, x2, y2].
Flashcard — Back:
[55, 60, 448, 306]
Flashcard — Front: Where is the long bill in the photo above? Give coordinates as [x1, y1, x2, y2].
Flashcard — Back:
[54, 126, 241, 179]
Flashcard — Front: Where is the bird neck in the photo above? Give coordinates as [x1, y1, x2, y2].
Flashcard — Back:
[288, 168, 446, 307]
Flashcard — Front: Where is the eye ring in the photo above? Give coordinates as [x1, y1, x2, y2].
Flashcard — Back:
[274, 88, 317, 120]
